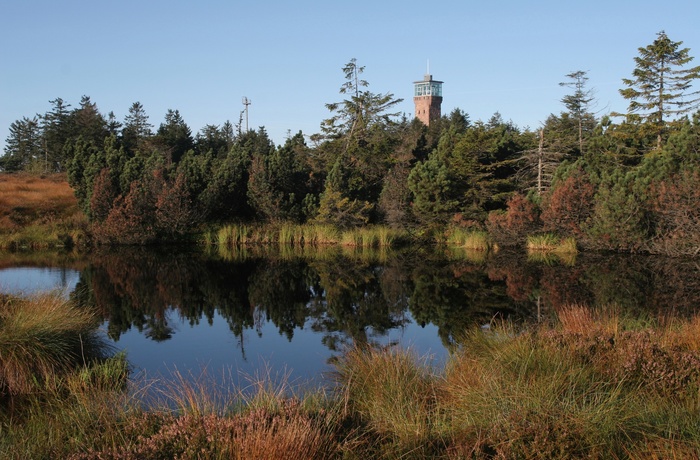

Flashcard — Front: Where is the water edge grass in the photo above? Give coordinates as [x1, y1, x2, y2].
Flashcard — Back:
[4, 296, 700, 458]
[0, 292, 111, 396]
[527, 233, 578, 253]
[204, 223, 404, 250]
[446, 227, 493, 251]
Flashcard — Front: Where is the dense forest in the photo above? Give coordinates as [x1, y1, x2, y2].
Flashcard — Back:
[2, 32, 700, 255]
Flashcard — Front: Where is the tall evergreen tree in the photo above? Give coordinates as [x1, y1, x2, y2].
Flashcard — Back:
[122, 102, 153, 153]
[619, 31, 700, 149]
[559, 70, 597, 154]
[320, 58, 403, 142]
[315, 59, 404, 225]
[247, 131, 312, 223]
[155, 109, 194, 163]
[73, 95, 109, 148]
[1, 117, 42, 171]
[39, 97, 73, 171]
[195, 123, 234, 157]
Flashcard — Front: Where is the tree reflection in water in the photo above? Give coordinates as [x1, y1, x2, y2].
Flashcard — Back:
[67, 246, 700, 376]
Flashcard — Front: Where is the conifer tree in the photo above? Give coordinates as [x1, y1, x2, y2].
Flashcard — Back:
[1, 117, 42, 171]
[559, 70, 596, 154]
[619, 31, 700, 150]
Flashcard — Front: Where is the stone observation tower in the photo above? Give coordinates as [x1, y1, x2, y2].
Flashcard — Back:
[413, 70, 443, 126]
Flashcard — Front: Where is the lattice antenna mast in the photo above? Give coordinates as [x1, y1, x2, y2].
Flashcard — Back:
[241, 97, 251, 132]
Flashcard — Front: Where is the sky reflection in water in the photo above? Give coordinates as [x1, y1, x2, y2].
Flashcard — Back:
[2, 247, 700, 392]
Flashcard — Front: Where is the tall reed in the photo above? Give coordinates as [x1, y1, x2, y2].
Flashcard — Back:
[208, 223, 402, 249]
[446, 227, 492, 251]
[526, 233, 578, 254]
[0, 293, 105, 396]
[333, 346, 440, 449]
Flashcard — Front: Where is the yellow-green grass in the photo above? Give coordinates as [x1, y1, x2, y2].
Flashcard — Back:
[0, 292, 107, 396]
[446, 227, 493, 251]
[527, 233, 578, 254]
[0, 173, 87, 249]
[206, 223, 402, 249]
[5, 298, 700, 458]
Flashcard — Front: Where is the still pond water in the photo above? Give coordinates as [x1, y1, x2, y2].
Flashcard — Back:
[1, 246, 699, 391]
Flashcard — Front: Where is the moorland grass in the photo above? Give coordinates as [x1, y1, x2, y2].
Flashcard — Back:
[4, 298, 700, 458]
[331, 307, 700, 458]
[207, 223, 402, 249]
[446, 227, 493, 251]
[0, 292, 107, 396]
[0, 173, 86, 249]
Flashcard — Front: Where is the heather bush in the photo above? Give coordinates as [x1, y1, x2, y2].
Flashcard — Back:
[540, 172, 595, 239]
[486, 192, 540, 247]
[648, 169, 700, 256]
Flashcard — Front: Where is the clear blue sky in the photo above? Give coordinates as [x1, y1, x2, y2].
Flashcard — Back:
[2, 0, 699, 151]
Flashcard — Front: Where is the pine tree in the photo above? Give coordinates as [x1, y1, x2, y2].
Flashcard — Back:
[122, 102, 153, 153]
[1, 117, 42, 171]
[39, 98, 73, 171]
[559, 70, 596, 154]
[619, 31, 700, 150]
[155, 109, 194, 163]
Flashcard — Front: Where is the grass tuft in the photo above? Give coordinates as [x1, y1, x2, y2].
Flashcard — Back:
[0, 292, 104, 396]
[446, 227, 492, 251]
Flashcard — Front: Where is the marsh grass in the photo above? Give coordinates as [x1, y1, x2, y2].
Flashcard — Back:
[331, 309, 700, 458]
[527, 233, 578, 253]
[5, 296, 700, 458]
[332, 346, 444, 456]
[446, 227, 492, 251]
[208, 223, 402, 251]
[0, 292, 107, 396]
[0, 173, 86, 249]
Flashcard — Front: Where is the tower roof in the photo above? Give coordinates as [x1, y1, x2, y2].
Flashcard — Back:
[414, 74, 443, 84]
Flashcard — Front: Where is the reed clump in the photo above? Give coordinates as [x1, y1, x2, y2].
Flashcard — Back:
[0, 292, 105, 396]
[5, 300, 700, 458]
[333, 346, 439, 448]
[446, 227, 493, 251]
[527, 233, 578, 253]
[207, 223, 403, 249]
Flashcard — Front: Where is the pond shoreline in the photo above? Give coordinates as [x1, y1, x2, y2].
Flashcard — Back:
[3, 290, 700, 458]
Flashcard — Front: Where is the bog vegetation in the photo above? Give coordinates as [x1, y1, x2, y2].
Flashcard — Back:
[3, 31, 700, 455]
[3, 293, 700, 458]
[3, 33, 700, 255]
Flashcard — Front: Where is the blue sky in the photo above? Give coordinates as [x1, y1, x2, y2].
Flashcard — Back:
[2, 1, 699, 151]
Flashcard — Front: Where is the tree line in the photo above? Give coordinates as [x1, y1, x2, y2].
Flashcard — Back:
[2, 32, 700, 254]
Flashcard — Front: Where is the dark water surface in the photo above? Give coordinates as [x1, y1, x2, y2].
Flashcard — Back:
[2, 246, 700, 391]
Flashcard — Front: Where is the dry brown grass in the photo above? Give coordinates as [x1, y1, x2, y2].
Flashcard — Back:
[0, 173, 80, 232]
[556, 304, 620, 336]
[0, 293, 101, 396]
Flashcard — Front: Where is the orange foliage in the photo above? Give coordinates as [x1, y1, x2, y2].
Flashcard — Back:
[0, 173, 81, 231]
[486, 193, 540, 247]
[540, 174, 595, 237]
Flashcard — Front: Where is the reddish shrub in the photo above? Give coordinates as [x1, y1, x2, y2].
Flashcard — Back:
[89, 168, 117, 223]
[540, 174, 595, 237]
[486, 193, 540, 247]
[649, 170, 700, 256]
[154, 172, 199, 239]
[91, 171, 163, 245]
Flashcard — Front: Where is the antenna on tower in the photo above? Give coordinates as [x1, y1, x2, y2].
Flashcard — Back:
[241, 97, 251, 132]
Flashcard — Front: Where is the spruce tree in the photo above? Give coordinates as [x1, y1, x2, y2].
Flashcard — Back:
[619, 31, 700, 149]
[559, 70, 596, 154]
